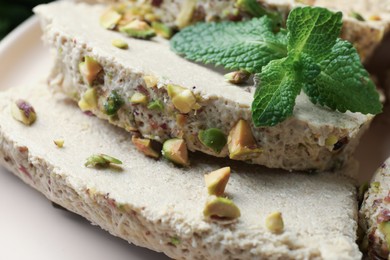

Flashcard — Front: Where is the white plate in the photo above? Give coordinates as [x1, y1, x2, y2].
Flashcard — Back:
[0, 12, 389, 260]
[0, 16, 167, 260]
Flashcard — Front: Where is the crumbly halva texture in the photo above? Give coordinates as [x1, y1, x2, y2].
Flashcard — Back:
[0, 83, 362, 259]
[360, 158, 390, 259]
[89, 0, 390, 61]
[35, 2, 373, 171]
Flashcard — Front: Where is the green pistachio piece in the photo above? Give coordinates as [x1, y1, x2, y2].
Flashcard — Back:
[78, 88, 98, 111]
[11, 99, 37, 125]
[151, 22, 173, 39]
[228, 119, 261, 160]
[104, 90, 124, 115]
[170, 236, 181, 246]
[112, 38, 129, 49]
[85, 153, 122, 168]
[224, 70, 250, 84]
[54, 139, 64, 148]
[350, 11, 365, 21]
[130, 92, 148, 104]
[175, 0, 197, 29]
[203, 196, 241, 220]
[119, 20, 156, 39]
[379, 221, 390, 250]
[100, 9, 122, 29]
[147, 100, 164, 111]
[265, 211, 284, 233]
[167, 84, 197, 114]
[162, 138, 189, 166]
[131, 136, 160, 158]
[198, 128, 227, 153]
[204, 167, 231, 196]
[79, 56, 103, 86]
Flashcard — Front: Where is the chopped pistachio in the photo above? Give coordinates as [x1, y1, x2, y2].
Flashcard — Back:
[379, 221, 390, 250]
[265, 211, 284, 233]
[228, 119, 261, 159]
[119, 20, 156, 39]
[350, 11, 365, 21]
[170, 236, 181, 246]
[11, 99, 37, 125]
[198, 128, 227, 154]
[224, 70, 250, 84]
[358, 182, 369, 202]
[162, 138, 189, 166]
[130, 92, 148, 104]
[176, 114, 187, 127]
[79, 56, 103, 86]
[151, 22, 173, 39]
[204, 167, 231, 196]
[104, 90, 124, 115]
[371, 181, 381, 193]
[78, 88, 98, 111]
[325, 135, 338, 147]
[85, 153, 122, 168]
[54, 139, 64, 148]
[100, 9, 122, 29]
[112, 38, 129, 49]
[203, 196, 241, 220]
[144, 75, 158, 88]
[175, 0, 197, 29]
[369, 15, 381, 21]
[147, 100, 164, 111]
[167, 84, 196, 114]
[131, 136, 160, 158]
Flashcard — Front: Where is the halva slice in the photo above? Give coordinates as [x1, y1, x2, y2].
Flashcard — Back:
[35, 2, 373, 171]
[0, 82, 362, 259]
[89, 0, 390, 61]
[360, 158, 390, 259]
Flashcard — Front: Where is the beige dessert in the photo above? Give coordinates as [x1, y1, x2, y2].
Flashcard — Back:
[360, 158, 390, 259]
[88, 0, 390, 61]
[34, 1, 373, 171]
[0, 82, 362, 259]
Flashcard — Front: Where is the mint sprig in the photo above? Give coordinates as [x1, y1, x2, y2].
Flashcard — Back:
[170, 18, 287, 73]
[170, 7, 382, 126]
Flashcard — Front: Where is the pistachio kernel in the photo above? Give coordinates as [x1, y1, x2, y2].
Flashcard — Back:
[112, 38, 129, 49]
[170, 236, 181, 246]
[228, 119, 261, 159]
[350, 11, 365, 21]
[151, 22, 173, 39]
[175, 0, 197, 29]
[224, 70, 250, 84]
[147, 100, 164, 111]
[79, 56, 103, 86]
[378, 221, 390, 250]
[131, 136, 160, 158]
[371, 181, 381, 193]
[85, 153, 122, 168]
[369, 15, 381, 21]
[100, 9, 122, 29]
[204, 167, 231, 196]
[78, 88, 98, 111]
[104, 90, 124, 115]
[167, 84, 197, 114]
[54, 139, 64, 148]
[144, 75, 159, 88]
[130, 92, 148, 105]
[11, 99, 37, 125]
[265, 211, 284, 233]
[198, 128, 227, 154]
[162, 138, 189, 166]
[203, 196, 241, 220]
[119, 20, 156, 39]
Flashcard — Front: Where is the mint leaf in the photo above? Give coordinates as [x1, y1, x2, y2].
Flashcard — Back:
[303, 39, 382, 114]
[170, 18, 287, 73]
[287, 7, 343, 61]
[252, 58, 302, 126]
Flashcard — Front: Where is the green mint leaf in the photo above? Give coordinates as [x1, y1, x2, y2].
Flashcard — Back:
[170, 17, 287, 73]
[303, 39, 382, 114]
[252, 58, 302, 126]
[287, 7, 342, 61]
